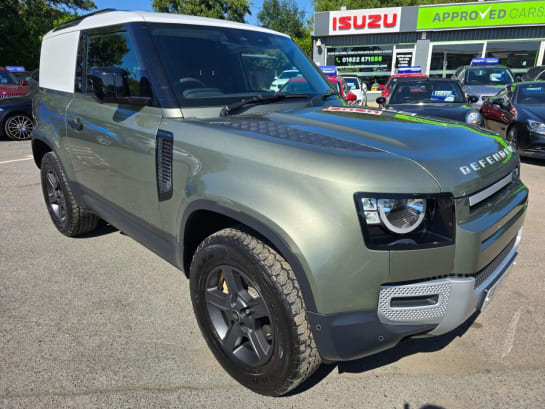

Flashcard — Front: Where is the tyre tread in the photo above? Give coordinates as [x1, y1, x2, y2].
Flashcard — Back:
[194, 227, 321, 395]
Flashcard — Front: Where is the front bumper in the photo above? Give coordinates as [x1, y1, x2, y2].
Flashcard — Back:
[308, 226, 523, 362]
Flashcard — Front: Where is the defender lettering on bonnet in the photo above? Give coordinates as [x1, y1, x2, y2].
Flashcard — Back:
[459, 145, 514, 175]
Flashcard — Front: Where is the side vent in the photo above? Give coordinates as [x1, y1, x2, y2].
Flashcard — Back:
[156, 129, 173, 201]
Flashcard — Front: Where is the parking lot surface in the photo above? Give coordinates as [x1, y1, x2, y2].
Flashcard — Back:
[1, 139, 544, 409]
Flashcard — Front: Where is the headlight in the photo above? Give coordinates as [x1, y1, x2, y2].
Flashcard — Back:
[355, 194, 455, 250]
[465, 111, 482, 125]
[528, 119, 545, 134]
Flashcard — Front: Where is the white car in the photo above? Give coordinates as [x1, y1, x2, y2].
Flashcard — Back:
[269, 69, 301, 92]
[342, 76, 367, 105]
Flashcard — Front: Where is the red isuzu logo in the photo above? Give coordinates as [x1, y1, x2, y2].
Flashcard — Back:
[329, 7, 401, 35]
[332, 14, 398, 30]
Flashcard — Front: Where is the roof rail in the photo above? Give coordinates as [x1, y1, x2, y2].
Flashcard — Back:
[53, 8, 118, 32]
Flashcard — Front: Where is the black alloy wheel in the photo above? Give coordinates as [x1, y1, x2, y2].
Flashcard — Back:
[205, 265, 274, 367]
[190, 228, 321, 396]
[45, 169, 67, 224]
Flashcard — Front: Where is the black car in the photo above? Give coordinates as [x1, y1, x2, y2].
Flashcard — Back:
[376, 79, 483, 126]
[0, 94, 34, 140]
[481, 81, 545, 159]
[521, 66, 545, 82]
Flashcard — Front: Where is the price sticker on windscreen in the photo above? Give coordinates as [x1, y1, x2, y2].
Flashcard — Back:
[431, 90, 455, 102]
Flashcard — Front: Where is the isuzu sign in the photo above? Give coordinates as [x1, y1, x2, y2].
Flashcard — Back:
[329, 7, 401, 35]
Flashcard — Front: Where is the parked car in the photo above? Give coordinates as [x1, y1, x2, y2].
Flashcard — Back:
[382, 67, 427, 98]
[0, 94, 34, 140]
[269, 69, 301, 92]
[481, 81, 545, 159]
[34, 9, 527, 397]
[376, 79, 482, 126]
[453, 58, 515, 109]
[0, 67, 31, 99]
[342, 76, 367, 105]
[327, 75, 357, 103]
[521, 65, 545, 82]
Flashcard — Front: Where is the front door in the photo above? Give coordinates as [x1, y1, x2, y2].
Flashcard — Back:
[65, 28, 163, 230]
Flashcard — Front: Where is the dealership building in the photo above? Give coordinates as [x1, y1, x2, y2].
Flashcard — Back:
[312, 0, 545, 82]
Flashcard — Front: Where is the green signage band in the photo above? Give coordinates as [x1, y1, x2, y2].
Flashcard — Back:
[417, 1, 545, 30]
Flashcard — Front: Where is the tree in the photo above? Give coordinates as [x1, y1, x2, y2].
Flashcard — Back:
[0, 0, 96, 70]
[314, 0, 474, 13]
[153, 0, 251, 23]
[258, 0, 306, 39]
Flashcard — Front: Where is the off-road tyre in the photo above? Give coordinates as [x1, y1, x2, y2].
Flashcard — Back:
[190, 227, 321, 396]
[40, 151, 99, 236]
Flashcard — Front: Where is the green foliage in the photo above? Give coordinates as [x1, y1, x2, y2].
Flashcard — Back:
[153, 0, 251, 23]
[0, 0, 96, 70]
[257, 0, 312, 57]
[258, 0, 305, 39]
[314, 0, 474, 13]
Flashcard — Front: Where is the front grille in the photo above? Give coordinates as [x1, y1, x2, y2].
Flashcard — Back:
[0, 92, 21, 99]
[471, 237, 516, 289]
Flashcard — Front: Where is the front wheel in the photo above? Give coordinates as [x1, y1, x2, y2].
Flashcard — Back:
[507, 126, 519, 149]
[190, 228, 321, 396]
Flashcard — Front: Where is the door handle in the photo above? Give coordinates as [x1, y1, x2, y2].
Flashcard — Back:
[68, 117, 83, 131]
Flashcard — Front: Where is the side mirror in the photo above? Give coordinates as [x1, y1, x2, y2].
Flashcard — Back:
[346, 93, 357, 101]
[20, 80, 29, 87]
[378, 84, 385, 90]
[515, 75, 522, 82]
[468, 95, 479, 103]
[492, 98, 509, 109]
[88, 67, 151, 106]
[376, 96, 386, 105]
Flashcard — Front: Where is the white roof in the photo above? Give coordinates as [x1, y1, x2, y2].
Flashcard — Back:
[43, 10, 288, 39]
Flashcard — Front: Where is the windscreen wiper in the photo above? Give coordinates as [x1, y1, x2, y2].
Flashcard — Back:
[220, 93, 310, 116]
[308, 91, 339, 106]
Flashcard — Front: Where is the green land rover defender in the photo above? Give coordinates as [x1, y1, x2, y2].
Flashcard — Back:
[32, 10, 528, 396]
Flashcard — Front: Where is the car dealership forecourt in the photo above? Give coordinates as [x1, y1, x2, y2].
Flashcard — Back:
[312, 0, 545, 84]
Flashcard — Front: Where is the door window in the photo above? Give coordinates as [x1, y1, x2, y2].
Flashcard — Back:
[85, 31, 152, 98]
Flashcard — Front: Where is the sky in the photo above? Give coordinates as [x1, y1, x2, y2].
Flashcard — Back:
[92, 0, 315, 26]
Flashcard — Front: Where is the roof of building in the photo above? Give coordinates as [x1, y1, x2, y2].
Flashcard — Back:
[44, 9, 287, 39]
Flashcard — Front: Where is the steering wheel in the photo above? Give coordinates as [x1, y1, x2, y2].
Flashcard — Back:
[174, 77, 207, 95]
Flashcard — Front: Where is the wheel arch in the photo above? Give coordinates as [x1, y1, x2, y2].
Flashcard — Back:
[31, 137, 53, 168]
[180, 200, 318, 313]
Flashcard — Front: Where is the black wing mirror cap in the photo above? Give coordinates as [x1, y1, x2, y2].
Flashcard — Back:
[376, 96, 386, 106]
[468, 95, 479, 103]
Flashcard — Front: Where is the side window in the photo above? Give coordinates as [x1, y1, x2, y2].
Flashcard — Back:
[86, 31, 151, 98]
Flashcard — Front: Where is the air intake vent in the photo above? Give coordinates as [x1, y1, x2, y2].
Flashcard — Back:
[156, 129, 173, 201]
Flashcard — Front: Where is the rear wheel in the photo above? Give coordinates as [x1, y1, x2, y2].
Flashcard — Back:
[190, 227, 321, 396]
[4, 113, 33, 140]
[40, 152, 99, 236]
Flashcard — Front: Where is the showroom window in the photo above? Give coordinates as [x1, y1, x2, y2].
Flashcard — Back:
[429, 43, 484, 78]
[486, 41, 541, 72]
[327, 45, 393, 77]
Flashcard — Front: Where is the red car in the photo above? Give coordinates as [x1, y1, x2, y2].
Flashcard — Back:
[327, 75, 357, 103]
[382, 67, 427, 98]
[0, 67, 31, 99]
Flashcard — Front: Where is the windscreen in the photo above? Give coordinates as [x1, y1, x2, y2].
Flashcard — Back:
[515, 84, 545, 104]
[465, 67, 514, 85]
[0, 70, 18, 85]
[149, 23, 332, 107]
[344, 78, 360, 90]
[390, 81, 465, 104]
